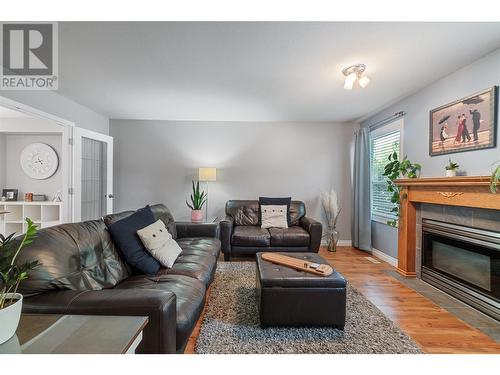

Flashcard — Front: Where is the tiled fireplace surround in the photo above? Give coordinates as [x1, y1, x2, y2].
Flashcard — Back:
[391, 176, 500, 340]
[415, 203, 500, 278]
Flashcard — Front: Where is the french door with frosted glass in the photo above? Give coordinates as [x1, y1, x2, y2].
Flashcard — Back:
[72, 127, 113, 222]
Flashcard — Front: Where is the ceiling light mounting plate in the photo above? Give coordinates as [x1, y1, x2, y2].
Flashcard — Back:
[342, 64, 366, 77]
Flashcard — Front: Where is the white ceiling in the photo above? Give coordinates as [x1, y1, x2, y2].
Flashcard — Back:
[58, 22, 500, 123]
[0, 106, 34, 118]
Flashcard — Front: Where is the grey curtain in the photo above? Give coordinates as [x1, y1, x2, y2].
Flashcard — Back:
[352, 127, 372, 251]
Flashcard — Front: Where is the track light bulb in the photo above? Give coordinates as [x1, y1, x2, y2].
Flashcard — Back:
[359, 75, 370, 88]
[343, 72, 357, 90]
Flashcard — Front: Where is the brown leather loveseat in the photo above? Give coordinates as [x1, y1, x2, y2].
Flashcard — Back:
[16, 204, 220, 354]
[220, 200, 322, 261]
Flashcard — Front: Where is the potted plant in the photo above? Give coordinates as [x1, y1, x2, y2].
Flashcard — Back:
[383, 151, 421, 227]
[186, 180, 207, 222]
[0, 218, 38, 344]
[321, 189, 341, 252]
[445, 158, 459, 177]
[490, 162, 500, 193]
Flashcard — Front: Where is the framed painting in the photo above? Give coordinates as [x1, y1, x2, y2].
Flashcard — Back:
[429, 86, 498, 156]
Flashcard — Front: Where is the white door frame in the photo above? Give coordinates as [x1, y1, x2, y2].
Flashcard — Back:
[0, 95, 74, 223]
[72, 127, 113, 222]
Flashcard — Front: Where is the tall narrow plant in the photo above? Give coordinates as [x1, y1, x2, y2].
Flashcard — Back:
[0, 218, 39, 309]
[321, 189, 341, 252]
[383, 151, 421, 227]
[186, 180, 207, 210]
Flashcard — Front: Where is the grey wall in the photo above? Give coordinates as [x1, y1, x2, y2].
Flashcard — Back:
[111, 120, 356, 241]
[371, 221, 398, 258]
[4, 134, 62, 200]
[361, 48, 500, 258]
[1, 91, 109, 134]
[0, 134, 5, 190]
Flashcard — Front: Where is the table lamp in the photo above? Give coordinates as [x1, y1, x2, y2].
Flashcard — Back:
[198, 167, 217, 222]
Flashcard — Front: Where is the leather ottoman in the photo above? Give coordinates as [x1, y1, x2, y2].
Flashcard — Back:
[256, 252, 347, 329]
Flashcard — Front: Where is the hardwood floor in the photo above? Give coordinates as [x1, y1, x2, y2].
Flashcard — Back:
[322, 247, 500, 354]
[185, 246, 500, 354]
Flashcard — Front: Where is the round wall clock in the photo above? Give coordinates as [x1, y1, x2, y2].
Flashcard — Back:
[20, 143, 59, 180]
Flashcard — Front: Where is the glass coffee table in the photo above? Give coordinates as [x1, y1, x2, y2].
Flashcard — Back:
[0, 314, 148, 354]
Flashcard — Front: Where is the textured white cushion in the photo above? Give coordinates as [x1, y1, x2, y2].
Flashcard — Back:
[261, 205, 288, 229]
[137, 219, 182, 268]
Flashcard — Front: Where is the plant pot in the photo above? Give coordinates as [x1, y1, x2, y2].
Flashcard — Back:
[446, 169, 457, 177]
[191, 209, 203, 222]
[0, 293, 23, 345]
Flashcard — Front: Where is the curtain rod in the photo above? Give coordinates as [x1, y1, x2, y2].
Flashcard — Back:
[369, 111, 406, 131]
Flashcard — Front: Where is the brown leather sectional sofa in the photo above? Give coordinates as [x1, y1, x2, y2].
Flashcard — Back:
[220, 200, 322, 261]
[16, 204, 220, 354]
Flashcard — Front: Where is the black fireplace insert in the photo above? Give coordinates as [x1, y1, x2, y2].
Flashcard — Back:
[422, 219, 500, 321]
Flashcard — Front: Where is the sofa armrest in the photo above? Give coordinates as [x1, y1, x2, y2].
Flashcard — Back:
[219, 215, 234, 260]
[175, 222, 219, 239]
[23, 289, 177, 354]
[300, 216, 323, 253]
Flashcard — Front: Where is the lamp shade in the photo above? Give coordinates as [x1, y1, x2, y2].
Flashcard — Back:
[198, 167, 217, 182]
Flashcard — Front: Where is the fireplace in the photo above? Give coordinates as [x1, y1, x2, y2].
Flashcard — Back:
[422, 219, 500, 321]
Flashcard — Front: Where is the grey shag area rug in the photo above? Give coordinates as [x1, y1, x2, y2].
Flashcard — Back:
[195, 262, 423, 354]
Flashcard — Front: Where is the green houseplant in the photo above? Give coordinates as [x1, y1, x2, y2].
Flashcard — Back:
[186, 180, 207, 222]
[490, 162, 500, 193]
[445, 158, 459, 177]
[0, 218, 38, 344]
[383, 152, 422, 227]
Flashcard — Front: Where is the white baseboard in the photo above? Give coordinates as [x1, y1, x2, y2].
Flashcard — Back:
[338, 240, 352, 246]
[321, 240, 352, 246]
[370, 248, 398, 267]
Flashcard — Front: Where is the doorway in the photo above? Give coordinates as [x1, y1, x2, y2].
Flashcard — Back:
[0, 95, 114, 228]
[72, 127, 114, 222]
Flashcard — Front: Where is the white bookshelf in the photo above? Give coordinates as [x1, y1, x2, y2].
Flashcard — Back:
[0, 201, 63, 237]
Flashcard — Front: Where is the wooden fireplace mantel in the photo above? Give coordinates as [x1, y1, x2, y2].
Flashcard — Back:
[394, 175, 499, 277]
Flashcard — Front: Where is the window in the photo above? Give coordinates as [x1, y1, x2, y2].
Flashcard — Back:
[370, 120, 402, 224]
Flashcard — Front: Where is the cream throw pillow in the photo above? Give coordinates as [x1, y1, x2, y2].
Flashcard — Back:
[261, 205, 288, 229]
[137, 219, 182, 268]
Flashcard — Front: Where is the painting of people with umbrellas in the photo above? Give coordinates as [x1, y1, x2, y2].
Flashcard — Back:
[429, 86, 498, 156]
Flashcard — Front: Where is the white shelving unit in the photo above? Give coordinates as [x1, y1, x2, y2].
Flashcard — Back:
[0, 201, 63, 236]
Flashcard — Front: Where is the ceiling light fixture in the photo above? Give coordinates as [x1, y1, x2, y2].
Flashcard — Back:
[342, 64, 370, 90]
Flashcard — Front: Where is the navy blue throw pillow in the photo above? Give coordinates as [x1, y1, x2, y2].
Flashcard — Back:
[259, 197, 292, 226]
[108, 205, 161, 275]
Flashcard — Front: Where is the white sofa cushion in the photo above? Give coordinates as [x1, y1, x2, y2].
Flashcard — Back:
[137, 219, 182, 268]
[261, 205, 288, 229]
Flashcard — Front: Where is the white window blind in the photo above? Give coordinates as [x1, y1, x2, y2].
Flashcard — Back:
[370, 129, 401, 222]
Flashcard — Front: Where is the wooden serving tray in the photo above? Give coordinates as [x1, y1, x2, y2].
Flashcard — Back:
[261, 253, 333, 276]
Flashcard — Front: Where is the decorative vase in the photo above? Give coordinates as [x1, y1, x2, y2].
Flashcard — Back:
[446, 169, 457, 177]
[327, 229, 340, 252]
[0, 293, 23, 345]
[191, 209, 203, 222]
